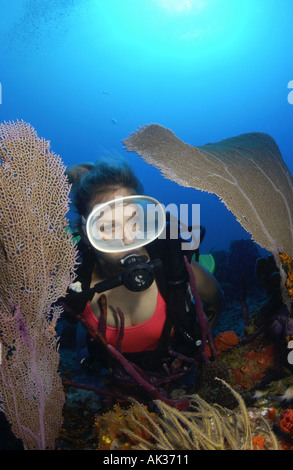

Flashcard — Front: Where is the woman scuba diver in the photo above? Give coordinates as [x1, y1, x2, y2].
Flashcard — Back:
[63, 158, 223, 371]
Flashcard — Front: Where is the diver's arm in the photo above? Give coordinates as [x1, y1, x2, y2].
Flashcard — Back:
[190, 260, 223, 325]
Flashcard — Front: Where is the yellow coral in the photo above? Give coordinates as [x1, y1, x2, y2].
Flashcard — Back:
[279, 253, 293, 301]
[93, 380, 279, 451]
[94, 403, 159, 450]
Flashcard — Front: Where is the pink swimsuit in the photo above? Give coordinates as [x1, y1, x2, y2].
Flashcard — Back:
[82, 289, 167, 353]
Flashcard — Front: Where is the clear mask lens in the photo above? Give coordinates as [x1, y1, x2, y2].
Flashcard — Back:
[85, 195, 166, 253]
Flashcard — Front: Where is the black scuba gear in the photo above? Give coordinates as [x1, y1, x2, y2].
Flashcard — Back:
[60, 220, 206, 369]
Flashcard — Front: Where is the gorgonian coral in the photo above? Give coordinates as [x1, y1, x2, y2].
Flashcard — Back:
[0, 120, 76, 449]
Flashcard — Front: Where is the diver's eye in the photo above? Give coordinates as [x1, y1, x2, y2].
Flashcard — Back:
[100, 223, 114, 234]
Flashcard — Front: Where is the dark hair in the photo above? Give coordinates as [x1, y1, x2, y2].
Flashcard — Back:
[66, 157, 144, 226]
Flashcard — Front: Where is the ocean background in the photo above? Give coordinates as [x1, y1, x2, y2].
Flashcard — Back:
[0, 0, 292, 253]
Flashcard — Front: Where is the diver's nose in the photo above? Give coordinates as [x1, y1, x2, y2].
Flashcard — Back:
[123, 226, 135, 245]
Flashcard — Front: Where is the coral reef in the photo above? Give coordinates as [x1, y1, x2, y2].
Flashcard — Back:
[94, 403, 159, 450]
[279, 409, 293, 435]
[1, 122, 292, 451]
[196, 360, 238, 408]
[55, 292, 292, 451]
[58, 237, 293, 450]
[233, 345, 276, 389]
[279, 253, 293, 303]
[97, 379, 279, 450]
[56, 402, 97, 450]
[211, 332, 282, 391]
[206, 330, 239, 357]
[0, 121, 76, 449]
[214, 330, 239, 351]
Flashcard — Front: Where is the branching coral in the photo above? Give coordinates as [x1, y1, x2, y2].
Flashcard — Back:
[99, 379, 278, 450]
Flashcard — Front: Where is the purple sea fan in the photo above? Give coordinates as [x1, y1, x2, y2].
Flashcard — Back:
[0, 121, 77, 450]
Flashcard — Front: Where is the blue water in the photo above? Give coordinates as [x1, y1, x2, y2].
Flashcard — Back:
[0, 0, 292, 253]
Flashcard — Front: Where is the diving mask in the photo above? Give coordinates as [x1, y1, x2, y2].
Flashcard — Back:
[85, 195, 166, 253]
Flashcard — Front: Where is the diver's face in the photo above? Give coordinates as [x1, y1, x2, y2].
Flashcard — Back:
[86, 188, 145, 265]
